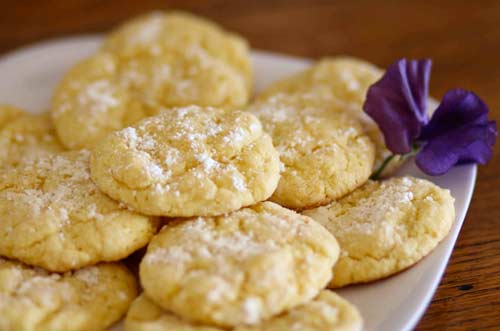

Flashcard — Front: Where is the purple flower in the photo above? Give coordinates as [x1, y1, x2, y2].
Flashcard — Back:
[364, 58, 432, 154]
[363, 58, 497, 177]
[416, 89, 497, 175]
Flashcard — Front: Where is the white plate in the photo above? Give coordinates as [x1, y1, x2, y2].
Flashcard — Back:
[0, 36, 477, 331]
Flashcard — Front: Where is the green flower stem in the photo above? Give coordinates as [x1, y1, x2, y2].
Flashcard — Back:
[370, 144, 421, 180]
[370, 154, 396, 180]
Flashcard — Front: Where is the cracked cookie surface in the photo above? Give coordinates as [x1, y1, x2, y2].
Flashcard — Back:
[139, 202, 339, 327]
[0, 258, 136, 331]
[125, 290, 362, 331]
[255, 57, 406, 176]
[90, 106, 281, 217]
[247, 94, 375, 210]
[0, 150, 158, 272]
[0, 107, 63, 166]
[102, 11, 252, 90]
[303, 176, 455, 287]
[116, 43, 248, 111]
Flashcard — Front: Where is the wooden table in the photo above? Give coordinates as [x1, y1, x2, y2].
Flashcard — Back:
[1, 1, 499, 330]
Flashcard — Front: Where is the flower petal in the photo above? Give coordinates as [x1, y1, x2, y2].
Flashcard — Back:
[420, 88, 490, 139]
[363, 58, 431, 154]
[416, 121, 497, 175]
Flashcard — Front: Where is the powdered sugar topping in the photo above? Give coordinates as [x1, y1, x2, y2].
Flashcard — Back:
[74, 266, 100, 286]
[113, 106, 257, 194]
[67, 80, 120, 118]
[309, 178, 425, 250]
[144, 207, 297, 268]
[0, 151, 109, 231]
[243, 297, 263, 323]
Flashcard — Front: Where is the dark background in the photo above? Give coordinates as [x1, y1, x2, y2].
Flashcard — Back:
[1, 1, 499, 330]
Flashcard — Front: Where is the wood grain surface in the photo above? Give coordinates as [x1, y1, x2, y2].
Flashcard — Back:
[1, 1, 499, 330]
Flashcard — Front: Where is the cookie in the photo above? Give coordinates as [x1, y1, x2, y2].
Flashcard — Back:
[116, 43, 248, 111]
[0, 150, 158, 272]
[125, 291, 362, 331]
[52, 46, 248, 150]
[90, 106, 281, 217]
[102, 11, 252, 90]
[0, 107, 64, 165]
[303, 176, 455, 287]
[247, 94, 375, 210]
[139, 201, 339, 327]
[0, 258, 136, 331]
[256, 57, 405, 176]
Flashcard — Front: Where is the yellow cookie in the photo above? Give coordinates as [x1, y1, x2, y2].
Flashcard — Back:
[247, 94, 375, 210]
[139, 202, 339, 327]
[0, 150, 158, 272]
[90, 106, 280, 217]
[256, 57, 407, 176]
[125, 291, 362, 331]
[0, 258, 136, 331]
[303, 176, 455, 287]
[0, 106, 64, 165]
[116, 43, 248, 111]
[102, 11, 252, 90]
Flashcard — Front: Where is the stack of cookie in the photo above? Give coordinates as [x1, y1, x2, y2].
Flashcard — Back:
[0, 11, 455, 331]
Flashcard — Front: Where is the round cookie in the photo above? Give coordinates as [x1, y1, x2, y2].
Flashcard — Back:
[0, 150, 158, 272]
[52, 46, 248, 150]
[125, 291, 362, 331]
[102, 11, 252, 90]
[139, 201, 340, 327]
[255, 57, 403, 176]
[0, 107, 64, 166]
[303, 176, 455, 287]
[0, 258, 136, 331]
[90, 106, 281, 217]
[247, 93, 375, 210]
